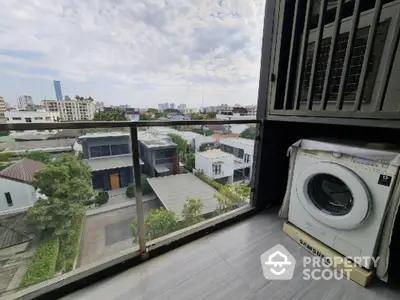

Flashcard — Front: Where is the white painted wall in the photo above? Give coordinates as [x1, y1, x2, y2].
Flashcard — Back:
[195, 152, 234, 180]
[220, 138, 255, 167]
[5, 111, 60, 123]
[0, 178, 38, 216]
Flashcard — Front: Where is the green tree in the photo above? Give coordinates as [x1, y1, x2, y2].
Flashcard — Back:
[206, 112, 216, 119]
[26, 154, 95, 236]
[199, 144, 208, 152]
[203, 129, 214, 136]
[181, 198, 204, 226]
[132, 209, 178, 242]
[25, 151, 52, 164]
[240, 126, 257, 140]
[95, 192, 109, 206]
[140, 113, 154, 120]
[183, 152, 195, 171]
[0, 152, 13, 162]
[93, 109, 128, 121]
[168, 133, 189, 156]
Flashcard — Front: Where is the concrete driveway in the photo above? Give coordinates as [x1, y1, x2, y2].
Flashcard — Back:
[78, 199, 161, 267]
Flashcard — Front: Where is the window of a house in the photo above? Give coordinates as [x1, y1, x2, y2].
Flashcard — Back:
[12, 117, 22, 120]
[111, 144, 130, 155]
[244, 154, 250, 163]
[238, 149, 244, 159]
[90, 146, 101, 158]
[25, 118, 32, 123]
[34, 117, 43, 120]
[4, 192, 13, 207]
[212, 164, 222, 175]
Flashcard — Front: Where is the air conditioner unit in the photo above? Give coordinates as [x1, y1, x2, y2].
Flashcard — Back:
[296, 0, 400, 111]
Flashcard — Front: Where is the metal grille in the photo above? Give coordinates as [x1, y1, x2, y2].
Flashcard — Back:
[300, 20, 390, 104]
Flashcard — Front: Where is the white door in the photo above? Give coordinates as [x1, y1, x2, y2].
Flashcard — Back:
[296, 162, 371, 230]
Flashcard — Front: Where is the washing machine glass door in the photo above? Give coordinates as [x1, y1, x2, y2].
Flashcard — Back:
[296, 162, 370, 230]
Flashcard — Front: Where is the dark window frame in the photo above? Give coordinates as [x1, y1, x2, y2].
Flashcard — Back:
[4, 192, 13, 207]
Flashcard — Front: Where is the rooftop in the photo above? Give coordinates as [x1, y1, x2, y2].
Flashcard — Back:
[0, 139, 75, 153]
[78, 132, 129, 139]
[139, 132, 177, 149]
[219, 137, 255, 147]
[0, 158, 46, 183]
[147, 173, 221, 216]
[197, 149, 233, 159]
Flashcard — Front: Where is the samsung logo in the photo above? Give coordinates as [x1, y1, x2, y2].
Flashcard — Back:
[299, 239, 332, 264]
[351, 157, 379, 167]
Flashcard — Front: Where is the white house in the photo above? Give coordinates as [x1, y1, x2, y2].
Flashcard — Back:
[0, 159, 46, 216]
[5, 111, 60, 123]
[195, 149, 234, 184]
[219, 138, 255, 182]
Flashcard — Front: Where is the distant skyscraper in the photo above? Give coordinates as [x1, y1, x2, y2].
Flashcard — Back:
[170, 103, 175, 109]
[178, 104, 186, 111]
[53, 80, 63, 100]
[17, 95, 35, 111]
[64, 95, 71, 101]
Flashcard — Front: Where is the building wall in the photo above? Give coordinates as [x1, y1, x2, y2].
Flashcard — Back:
[0, 96, 5, 116]
[195, 153, 234, 180]
[139, 142, 179, 177]
[5, 111, 60, 123]
[17, 95, 35, 111]
[0, 178, 37, 215]
[81, 136, 131, 159]
[41, 100, 95, 121]
[92, 167, 134, 191]
[220, 139, 254, 167]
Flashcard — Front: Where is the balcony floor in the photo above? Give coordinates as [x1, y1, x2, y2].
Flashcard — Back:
[62, 209, 400, 300]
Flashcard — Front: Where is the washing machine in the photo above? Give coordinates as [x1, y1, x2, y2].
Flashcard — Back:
[288, 139, 400, 270]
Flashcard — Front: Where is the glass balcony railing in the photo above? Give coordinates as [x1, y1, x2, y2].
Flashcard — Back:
[0, 119, 260, 299]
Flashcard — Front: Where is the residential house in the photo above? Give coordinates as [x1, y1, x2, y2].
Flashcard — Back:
[219, 138, 255, 181]
[79, 132, 142, 191]
[195, 149, 234, 184]
[0, 158, 46, 216]
[139, 133, 179, 177]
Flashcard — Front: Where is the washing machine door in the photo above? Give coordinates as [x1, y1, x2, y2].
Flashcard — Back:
[296, 162, 371, 230]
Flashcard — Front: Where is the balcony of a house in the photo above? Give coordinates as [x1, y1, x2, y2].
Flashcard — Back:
[0, 119, 259, 300]
[61, 209, 399, 300]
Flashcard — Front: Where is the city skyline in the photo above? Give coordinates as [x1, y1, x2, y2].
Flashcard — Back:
[0, 0, 264, 108]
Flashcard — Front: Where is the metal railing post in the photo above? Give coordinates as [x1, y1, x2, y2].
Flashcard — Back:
[130, 126, 147, 257]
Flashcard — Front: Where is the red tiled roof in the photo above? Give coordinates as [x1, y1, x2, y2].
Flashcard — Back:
[0, 158, 46, 183]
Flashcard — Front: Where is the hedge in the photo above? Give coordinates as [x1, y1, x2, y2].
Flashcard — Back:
[61, 216, 84, 272]
[195, 171, 223, 190]
[195, 172, 243, 203]
[20, 238, 59, 288]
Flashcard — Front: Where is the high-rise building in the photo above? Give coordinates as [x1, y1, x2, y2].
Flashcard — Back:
[53, 80, 63, 100]
[0, 96, 5, 116]
[17, 95, 35, 111]
[158, 102, 170, 111]
[170, 103, 176, 109]
[41, 99, 95, 121]
[178, 104, 186, 111]
[64, 95, 71, 101]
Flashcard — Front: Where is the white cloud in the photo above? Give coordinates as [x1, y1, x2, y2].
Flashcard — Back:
[0, 0, 265, 107]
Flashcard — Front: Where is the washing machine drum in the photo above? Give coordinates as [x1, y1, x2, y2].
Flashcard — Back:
[296, 162, 371, 230]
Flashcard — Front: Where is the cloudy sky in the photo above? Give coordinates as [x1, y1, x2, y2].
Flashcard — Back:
[0, 0, 265, 108]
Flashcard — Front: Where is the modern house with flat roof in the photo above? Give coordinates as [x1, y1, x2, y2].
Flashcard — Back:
[219, 138, 254, 182]
[195, 149, 234, 184]
[138, 132, 179, 178]
[79, 132, 142, 191]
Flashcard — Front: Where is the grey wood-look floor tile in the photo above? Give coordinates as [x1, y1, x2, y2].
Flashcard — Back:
[62, 211, 400, 300]
[126, 260, 238, 300]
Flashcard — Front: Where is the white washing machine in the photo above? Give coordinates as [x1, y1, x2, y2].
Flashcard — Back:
[288, 139, 400, 270]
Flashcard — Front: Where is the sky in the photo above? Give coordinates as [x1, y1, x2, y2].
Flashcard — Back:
[0, 0, 265, 108]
